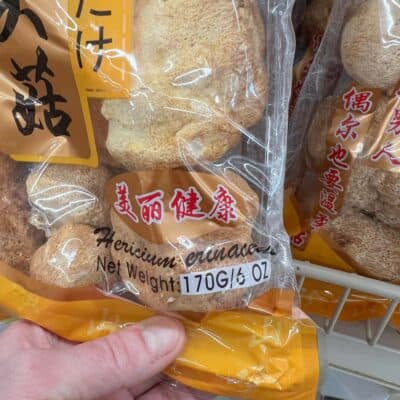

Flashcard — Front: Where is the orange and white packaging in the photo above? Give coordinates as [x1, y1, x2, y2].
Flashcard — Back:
[0, 1, 320, 398]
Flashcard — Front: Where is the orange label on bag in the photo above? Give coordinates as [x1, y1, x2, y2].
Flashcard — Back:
[67, 0, 133, 99]
[0, 0, 132, 167]
[105, 170, 259, 245]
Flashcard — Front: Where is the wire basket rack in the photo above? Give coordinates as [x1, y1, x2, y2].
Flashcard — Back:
[296, 261, 400, 395]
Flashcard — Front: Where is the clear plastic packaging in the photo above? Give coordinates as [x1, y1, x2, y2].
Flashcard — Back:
[0, 0, 296, 313]
[286, 0, 400, 326]
[290, 0, 333, 113]
[0, 1, 320, 398]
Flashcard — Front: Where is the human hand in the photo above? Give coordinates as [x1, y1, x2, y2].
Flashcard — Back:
[0, 317, 197, 400]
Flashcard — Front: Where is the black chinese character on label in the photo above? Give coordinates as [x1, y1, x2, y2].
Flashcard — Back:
[75, 1, 112, 72]
[76, 0, 112, 18]
[11, 46, 71, 137]
[0, 0, 47, 42]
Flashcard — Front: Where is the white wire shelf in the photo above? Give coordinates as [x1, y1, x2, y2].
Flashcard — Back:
[296, 261, 400, 395]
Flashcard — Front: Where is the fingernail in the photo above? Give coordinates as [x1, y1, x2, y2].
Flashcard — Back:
[140, 317, 184, 357]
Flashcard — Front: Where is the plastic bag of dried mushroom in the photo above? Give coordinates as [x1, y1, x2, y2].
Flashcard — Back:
[0, 1, 320, 399]
[286, 0, 400, 327]
[290, 0, 333, 113]
[0, 0, 294, 314]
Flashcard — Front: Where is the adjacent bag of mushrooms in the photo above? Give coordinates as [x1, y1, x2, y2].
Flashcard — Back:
[290, 0, 333, 113]
[0, 1, 320, 398]
[286, 0, 400, 326]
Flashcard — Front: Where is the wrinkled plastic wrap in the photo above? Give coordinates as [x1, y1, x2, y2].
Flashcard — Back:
[0, 0, 296, 312]
[286, 0, 400, 327]
[290, 0, 333, 113]
[0, 0, 320, 398]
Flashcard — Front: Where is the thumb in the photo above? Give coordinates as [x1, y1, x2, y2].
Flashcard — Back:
[19, 317, 185, 400]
